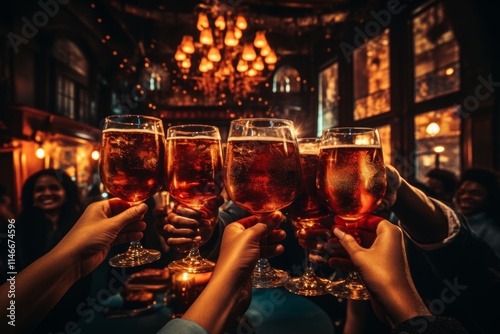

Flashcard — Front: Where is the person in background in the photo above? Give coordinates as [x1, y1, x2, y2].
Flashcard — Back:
[14, 168, 91, 333]
[453, 167, 500, 257]
[424, 168, 458, 206]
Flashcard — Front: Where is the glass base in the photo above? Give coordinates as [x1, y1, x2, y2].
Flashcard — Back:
[109, 246, 161, 268]
[284, 276, 330, 296]
[252, 267, 290, 289]
[326, 278, 371, 300]
[168, 256, 215, 274]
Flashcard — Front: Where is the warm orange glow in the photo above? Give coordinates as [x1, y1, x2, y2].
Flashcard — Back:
[224, 29, 238, 47]
[264, 50, 277, 64]
[207, 46, 221, 62]
[234, 27, 242, 39]
[181, 58, 191, 69]
[174, 46, 187, 61]
[91, 150, 100, 160]
[235, 14, 247, 30]
[252, 56, 265, 71]
[254, 31, 268, 48]
[236, 59, 249, 72]
[196, 12, 209, 31]
[215, 15, 225, 30]
[445, 67, 454, 76]
[36, 147, 45, 159]
[180, 35, 195, 54]
[200, 28, 214, 45]
[260, 44, 271, 57]
[242, 43, 257, 61]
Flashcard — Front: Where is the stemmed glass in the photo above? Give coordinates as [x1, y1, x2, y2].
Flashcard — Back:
[99, 114, 165, 267]
[224, 118, 301, 288]
[284, 138, 332, 296]
[316, 127, 386, 300]
[166, 124, 224, 273]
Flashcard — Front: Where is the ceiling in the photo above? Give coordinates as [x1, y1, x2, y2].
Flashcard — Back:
[96, 0, 388, 59]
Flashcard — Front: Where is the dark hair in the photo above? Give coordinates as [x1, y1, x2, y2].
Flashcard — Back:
[426, 168, 458, 194]
[458, 168, 500, 201]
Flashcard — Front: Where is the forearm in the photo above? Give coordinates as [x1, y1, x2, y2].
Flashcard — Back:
[392, 179, 448, 244]
[0, 246, 79, 333]
[181, 274, 242, 334]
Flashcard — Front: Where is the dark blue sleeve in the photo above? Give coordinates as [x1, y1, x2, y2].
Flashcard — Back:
[407, 208, 500, 333]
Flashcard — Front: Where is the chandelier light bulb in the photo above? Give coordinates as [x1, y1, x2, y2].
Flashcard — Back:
[181, 58, 192, 69]
[237, 59, 249, 72]
[235, 14, 247, 30]
[247, 68, 258, 77]
[242, 43, 257, 61]
[224, 29, 238, 47]
[254, 31, 267, 48]
[215, 15, 226, 30]
[234, 27, 242, 39]
[180, 35, 195, 54]
[207, 46, 222, 62]
[197, 12, 209, 31]
[264, 49, 277, 64]
[206, 59, 214, 70]
[200, 28, 214, 45]
[260, 44, 271, 57]
[199, 58, 209, 72]
[174, 46, 187, 61]
[253, 56, 265, 71]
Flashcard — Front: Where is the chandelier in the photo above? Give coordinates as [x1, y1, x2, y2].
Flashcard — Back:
[174, 0, 278, 102]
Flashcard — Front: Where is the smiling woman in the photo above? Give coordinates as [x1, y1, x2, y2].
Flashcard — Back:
[14, 168, 91, 333]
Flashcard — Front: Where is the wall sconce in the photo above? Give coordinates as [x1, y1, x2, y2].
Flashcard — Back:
[426, 122, 440, 136]
[91, 150, 100, 160]
[35, 145, 45, 159]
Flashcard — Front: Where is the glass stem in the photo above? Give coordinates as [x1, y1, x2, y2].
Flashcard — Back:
[186, 246, 203, 262]
[303, 249, 317, 279]
[254, 258, 274, 274]
[124, 241, 144, 257]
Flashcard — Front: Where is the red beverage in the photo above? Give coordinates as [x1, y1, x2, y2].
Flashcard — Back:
[99, 129, 165, 204]
[225, 137, 301, 214]
[167, 137, 223, 210]
[317, 145, 386, 220]
[287, 153, 331, 229]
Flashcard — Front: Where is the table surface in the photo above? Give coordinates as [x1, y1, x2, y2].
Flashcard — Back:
[77, 287, 335, 334]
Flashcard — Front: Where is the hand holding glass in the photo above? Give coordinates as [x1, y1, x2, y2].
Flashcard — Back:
[224, 118, 301, 288]
[166, 124, 223, 273]
[317, 127, 386, 300]
[284, 138, 332, 296]
[99, 115, 165, 267]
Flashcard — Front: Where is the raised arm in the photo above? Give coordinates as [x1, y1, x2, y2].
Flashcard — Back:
[0, 200, 147, 333]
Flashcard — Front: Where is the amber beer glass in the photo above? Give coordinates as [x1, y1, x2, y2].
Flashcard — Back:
[284, 138, 332, 296]
[99, 115, 165, 267]
[317, 127, 386, 299]
[225, 118, 301, 288]
[166, 124, 223, 273]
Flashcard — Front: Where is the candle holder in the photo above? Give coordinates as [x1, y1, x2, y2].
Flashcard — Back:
[170, 271, 212, 318]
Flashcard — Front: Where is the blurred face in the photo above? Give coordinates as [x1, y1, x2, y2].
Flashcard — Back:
[33, 175, 66, 212]
[454, 180, 489, 216]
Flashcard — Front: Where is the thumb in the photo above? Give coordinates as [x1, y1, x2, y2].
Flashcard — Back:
[333, 227, 362, 256]
[109, 203, 148, 229]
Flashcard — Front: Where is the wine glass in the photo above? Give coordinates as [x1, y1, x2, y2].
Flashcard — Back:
[284, 138, 332, 296]
[316, 127, 386, 300]
[99, 114, 165, 267]
[224, 118, 301, 288]
[166, 124, 224, 273]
